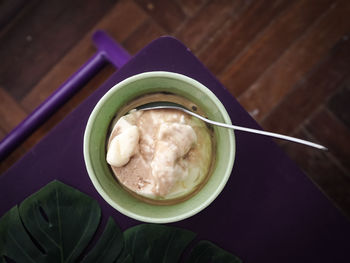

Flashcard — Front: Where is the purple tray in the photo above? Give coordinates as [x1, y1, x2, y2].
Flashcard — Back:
[1, 36, 349, 262]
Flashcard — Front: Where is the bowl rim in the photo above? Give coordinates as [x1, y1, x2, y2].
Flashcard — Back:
[83, 71, 235, 223]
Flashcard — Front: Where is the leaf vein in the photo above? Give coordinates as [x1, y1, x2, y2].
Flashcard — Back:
[162, 232, 176, 263]
[56, 189, 64, 263]
[8, 231, 37, 263]
[65, 203, 96, 262]
[34, 209, 60, 248]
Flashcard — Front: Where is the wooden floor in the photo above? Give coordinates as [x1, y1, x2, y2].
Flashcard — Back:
[1, 0, 350, 217]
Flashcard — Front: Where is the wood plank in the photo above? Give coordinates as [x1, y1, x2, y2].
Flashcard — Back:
[305, 108, 350, 173]
[0, 0, 28, 30]
[175, 0, 250, 53]
[1, 64, 115, 174]
[123, 19, 165, 54]
[0, 88, 26, 133]
[21, 0, 147, 112]
[220, 0, 334, 97]
[176, 0, 208, 17]
[281, 128, 350, 218]
[134, 0, 186, 33]
[95, 0, 148, 44]
[0, 0, 118, 100]
[261, 38, 350, 135]
[198, 0, 293, 75]
[0, 128, 6, 141]
[238, 0, 350, 121]
[328, 79, 350, 128]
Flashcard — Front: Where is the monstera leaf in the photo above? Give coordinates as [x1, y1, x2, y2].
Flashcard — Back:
[186, 240, 242, 263]
[0, 181, 123, 263]
[0, 180, 242, 263]
[122, 224, 196, 263]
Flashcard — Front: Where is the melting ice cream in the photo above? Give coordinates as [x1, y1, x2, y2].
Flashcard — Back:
[107, 108, 213, 200]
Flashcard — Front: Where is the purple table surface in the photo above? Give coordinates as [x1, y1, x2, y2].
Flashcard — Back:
[1, 37, 349, 262]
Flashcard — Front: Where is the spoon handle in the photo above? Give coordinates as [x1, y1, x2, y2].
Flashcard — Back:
[138, 104, 327, 151]
[186, 110, 327, 151]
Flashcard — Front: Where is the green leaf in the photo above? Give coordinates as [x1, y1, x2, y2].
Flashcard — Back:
[0, 180, 243, 263]
[18, 180, 100, 262]
[187, 240, 242, 263]
[123, 224, 196, 263]
[0, 180, 122, 263]
[0, 206, 45, 263]
[115, 253, 133, 263]
[82, 217, 123, 263]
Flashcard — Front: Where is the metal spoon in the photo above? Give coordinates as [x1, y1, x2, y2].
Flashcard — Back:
[136, 102, 327, 151]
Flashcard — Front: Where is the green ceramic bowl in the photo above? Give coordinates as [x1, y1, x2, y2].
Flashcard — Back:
[83, 71, 235, 223]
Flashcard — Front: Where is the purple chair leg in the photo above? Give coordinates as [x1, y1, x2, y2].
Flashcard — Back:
[0, 30, 131, 162]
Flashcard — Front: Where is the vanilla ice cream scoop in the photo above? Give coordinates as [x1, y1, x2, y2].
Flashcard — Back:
[106, 117, 139, 167]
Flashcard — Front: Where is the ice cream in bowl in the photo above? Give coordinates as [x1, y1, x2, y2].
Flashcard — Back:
[83, 71, 235, 223]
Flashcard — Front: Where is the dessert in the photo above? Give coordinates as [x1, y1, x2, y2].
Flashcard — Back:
[106, 95, 214, 203]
